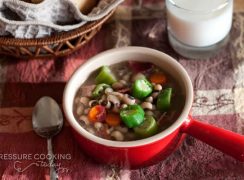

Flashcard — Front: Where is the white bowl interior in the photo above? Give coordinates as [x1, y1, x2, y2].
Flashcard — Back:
[63, 47, 193, 147]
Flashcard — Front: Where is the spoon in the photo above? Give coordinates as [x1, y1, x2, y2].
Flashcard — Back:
[32, 96, 63, 180]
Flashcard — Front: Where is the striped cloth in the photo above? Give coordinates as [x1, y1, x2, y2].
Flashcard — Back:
[0, 0, 244, 179]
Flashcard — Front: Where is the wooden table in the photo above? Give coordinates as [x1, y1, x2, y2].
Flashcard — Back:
[235, 0, 244, 12]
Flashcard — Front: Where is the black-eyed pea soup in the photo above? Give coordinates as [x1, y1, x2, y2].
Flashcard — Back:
[73, 61, 185, 141]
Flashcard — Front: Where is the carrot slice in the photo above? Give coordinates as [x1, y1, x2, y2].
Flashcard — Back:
[149, 73, 167, 84]
[88, 105, 106, 122]
[105, 113, 121, 126]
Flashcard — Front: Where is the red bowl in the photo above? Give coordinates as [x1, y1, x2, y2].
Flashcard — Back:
[63, 47, 244, 168]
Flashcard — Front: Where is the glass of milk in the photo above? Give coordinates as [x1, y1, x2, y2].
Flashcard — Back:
[166, 0, 233, 59]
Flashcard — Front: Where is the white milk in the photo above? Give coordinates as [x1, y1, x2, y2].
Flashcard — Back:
[166, 0, 233, 47]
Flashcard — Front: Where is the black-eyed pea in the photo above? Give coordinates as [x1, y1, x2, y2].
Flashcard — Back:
[79, 97, 89, 106]
[122, 94, 136, 105]
[120, 80, 127, 85]
[101, 94, 107, 101]
[145, 96, 153, 103]
[76, 105, 84, 115]
[123, 74, 131, 81]
[115, 126, 128, 133]
[89, 100, 99, 107]
[74, 97, 80, 104]
[141, 102, 153, 110]
[111, 130, 124, 141]
[94, 122, 103, 131]
[107, 94, 120, 106]
[105, 87, 113, 94]
[112, 81, 125, 90]
[87, 127, 95, 134]
[154, 84, 162, 91]
[132, 73, 145, 82]
[100, 100, 111, 109]
[110, 92, 124, 99]
[106, 127, 114, 134]
[79, 115, 89, 125]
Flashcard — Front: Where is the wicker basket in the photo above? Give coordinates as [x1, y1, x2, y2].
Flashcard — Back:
[0, 10, 114, 59]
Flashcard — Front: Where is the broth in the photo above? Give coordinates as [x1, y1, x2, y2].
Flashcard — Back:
[73, 61, 185, 141]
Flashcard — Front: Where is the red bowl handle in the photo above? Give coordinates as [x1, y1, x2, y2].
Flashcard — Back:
[181, 116, 244, 161]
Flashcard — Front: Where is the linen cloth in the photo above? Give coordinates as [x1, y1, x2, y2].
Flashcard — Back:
[0, 0, 244, 179]
[0, 0, 123, 38]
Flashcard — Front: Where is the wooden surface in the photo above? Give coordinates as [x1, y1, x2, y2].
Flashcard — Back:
[234, 0, 244, 12]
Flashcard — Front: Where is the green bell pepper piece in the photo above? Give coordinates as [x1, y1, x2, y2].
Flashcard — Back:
[132, 79, 153, 99]
[95, 66, 117, 85]
[134, 115, 158, 138]
[156, 88, 172, 111]
[120, 105, 145, 128]
[92, 83, 110, 98]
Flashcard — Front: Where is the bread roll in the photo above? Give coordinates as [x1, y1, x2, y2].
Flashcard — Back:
[70, 0, 97, 14]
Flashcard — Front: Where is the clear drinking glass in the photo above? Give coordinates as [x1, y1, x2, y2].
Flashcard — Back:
[166, 0, 233, 59]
